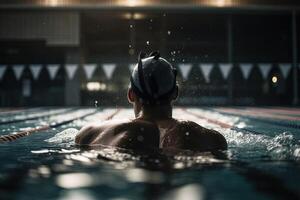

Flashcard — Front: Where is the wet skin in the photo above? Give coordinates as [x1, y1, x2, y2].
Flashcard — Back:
[75, 118, 227, 152]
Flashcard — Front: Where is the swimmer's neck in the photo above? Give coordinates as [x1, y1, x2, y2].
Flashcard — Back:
[139, 104, 173, 121]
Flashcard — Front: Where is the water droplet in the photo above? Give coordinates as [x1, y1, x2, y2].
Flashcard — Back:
[167, 30, 171, 35]
[146, 41, 150, 45]
[185, 132, 189, 136]
[95, 100, 98, 108]
[130, 24, 133, 28]
[129, 44, 132, 48]
[150, 19, 153, 22]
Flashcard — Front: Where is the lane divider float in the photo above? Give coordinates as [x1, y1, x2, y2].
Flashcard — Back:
[0, 108, 76, 125]
[0, 107, 42, 116]
[181, 108, 263, 135]
[212, 108, 300, 130]
[0, 109, 121, 143]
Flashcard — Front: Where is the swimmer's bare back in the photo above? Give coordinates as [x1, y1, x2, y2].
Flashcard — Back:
[75, 119, 227, 152]
[75, 119, 160, 150]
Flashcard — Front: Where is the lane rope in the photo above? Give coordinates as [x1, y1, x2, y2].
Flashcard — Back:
[0, 108, 76, 125]
[0, 107, 42, 116]
[182, 108, 263, 135]
[211, 108, 300, 130]
[0, 109, 121, 143]
[216, 107, 300, 121]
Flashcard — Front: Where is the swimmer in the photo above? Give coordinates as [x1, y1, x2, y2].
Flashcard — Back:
[75, 52, 227, 152]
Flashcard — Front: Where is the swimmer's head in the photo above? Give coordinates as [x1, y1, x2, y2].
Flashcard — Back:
[128, 51, 178, 107]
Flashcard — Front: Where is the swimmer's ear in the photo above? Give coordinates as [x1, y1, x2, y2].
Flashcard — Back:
[127, 88, 135, 103]
[172, 85, 179, 100]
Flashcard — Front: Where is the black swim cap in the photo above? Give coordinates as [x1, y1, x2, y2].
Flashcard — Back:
[130, 51, 177, 105]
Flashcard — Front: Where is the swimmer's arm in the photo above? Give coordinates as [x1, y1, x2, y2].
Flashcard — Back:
[75, 125, 102, 145]
[185, 125, 227, 151]
[207, 129, 228, 150]
[163, 122, 227, 151]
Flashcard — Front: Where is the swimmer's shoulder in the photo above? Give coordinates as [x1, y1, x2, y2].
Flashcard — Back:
[76, 119, 160, 150]
[107, 119, 160, 149]
[75, 119, 130, 145]
[162, 119, 227, 151]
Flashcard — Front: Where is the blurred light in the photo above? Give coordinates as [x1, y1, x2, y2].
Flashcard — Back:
[58, 190, 97, 200]
[127, 0, 138, 7]
[126, 168, 165, 183]
[207, 0, 232, 7]
[272, 76, 278, 84]
[56, 173, 94, 189]
[163, 184, 205, 200]
[123, 13, 146, 20]
[45, 0, 60, 6]
[86, 82, 107, 91]
[118, 0, 146, 7]
[38, 165, 51, 176]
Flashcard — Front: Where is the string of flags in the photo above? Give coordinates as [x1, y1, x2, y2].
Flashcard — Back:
[0, 63, 297, 82]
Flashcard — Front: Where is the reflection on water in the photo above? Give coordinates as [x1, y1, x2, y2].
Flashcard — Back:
[56, 173, 95, 189]
[1, 108, 300, 200]
[161, 184, 205, 200]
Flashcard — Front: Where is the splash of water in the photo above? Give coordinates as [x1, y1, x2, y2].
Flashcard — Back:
[45, 128, 79, 147]
[224, 130, 300, 161]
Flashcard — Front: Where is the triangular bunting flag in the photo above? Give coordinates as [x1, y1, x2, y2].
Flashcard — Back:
[239, 63, 253, 80]
[199, 63, 213, 83]
[83, 64, 97, 80]
[29, 64, 42, 80]
[12, 65, 25, 80]
[129, 64, 136, 73]
[219, 63, 233, 80]
[279, 63, 292, 79]
[0, 65, 7, 80]
[47, 64, 60, 80]
[258, 63, 272, 80]
[102, 64, 116, 80]
[65, 64, 78, 80]
[178, 64, 192, 80]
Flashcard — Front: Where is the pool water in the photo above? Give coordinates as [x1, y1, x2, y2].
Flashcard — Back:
[0, 107, 299, 200]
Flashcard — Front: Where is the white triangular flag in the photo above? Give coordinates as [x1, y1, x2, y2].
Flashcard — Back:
[239, 63, 253, 80]
[279, 63, 292, 79]
[102, 64, 116, 80]
[129, 64, 136, 73]
[12, 65, 25, 80]
[219, 63, 233, 80]
[258, 63, 272, 80]
[83, 64, 97, 80]
[47, 64, 60, 80]
[65, 64, 78, 80]
[178, 64, 192, 80]
[0, 65, 7, 80]
[199, 63, 214, 83]
[29, 64, 42, 80]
